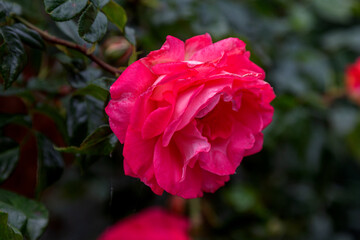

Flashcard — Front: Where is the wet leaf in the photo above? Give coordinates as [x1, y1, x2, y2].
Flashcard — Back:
[44, 0, 88, 21]
[78, 3, 108, 43]
[36, 134, 64, 195]
[0, 189, 49, 240]
[11, 23, 45, 49]
[0, 26, 27, 90]
[0, 137, 19, 184]
[102, 0, 127, 31]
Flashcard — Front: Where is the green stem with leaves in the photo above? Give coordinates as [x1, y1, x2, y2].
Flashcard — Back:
[13, 15, 123, 76]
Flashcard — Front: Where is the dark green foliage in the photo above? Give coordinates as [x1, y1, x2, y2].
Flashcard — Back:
[0, 212, 23, 240]
[36, 134, 64, 195]
[55, 125, 117, 156]
[12, 23, 45, 49]
[78, 3, 108, 43]
[0, 189, 48, 240]
[0, 26, 26, 89]
[101, 0, 127, 31]
[44, 0, 88, 21]
[0, 138, 19, 184]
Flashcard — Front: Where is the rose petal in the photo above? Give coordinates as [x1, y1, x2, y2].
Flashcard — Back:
[172, 121, 211, 174]
[225, 54, 265, 80]
[184, 33, 212, 60]
[244, 132, 263, 156]
[190, 38, 246, 62]
[142, 105, 173, 139]
[123, 127, 163, 195]
[144, 35, 185, 66]
[152, 62, 189, 75]
[162, 84, 205, 146]
[105, 97, 134, 143]
[153, 136, 185, 189]
[109, 60, 156, 99]
[199, 123, 255, 175]
[201, 170, 230, 193]
[198, 138, 235, 176]
[198, 99, 234, 140]
[234, 93, 263, 132]
[98, 208, 190, 240]
[163, 80, 233, 146]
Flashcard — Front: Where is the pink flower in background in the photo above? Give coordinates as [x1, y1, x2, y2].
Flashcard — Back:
[97, 208, 190, 240]
[346, 58, 360, 104]
[106, 33, 275, 198]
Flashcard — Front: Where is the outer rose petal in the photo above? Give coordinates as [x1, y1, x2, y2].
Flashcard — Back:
[190, 37, 246, 62]
[144, 36, 185, 66]
[225, 54, 265, 80]
[244, 132, 264, 156]
[109, 60, 156, 99]
[98, 208, 190, 240]
[105, 97, 134, 143]
[123, 127, 163, 195]
[201, 170, 230, 193]
[184, 33, 213, 60]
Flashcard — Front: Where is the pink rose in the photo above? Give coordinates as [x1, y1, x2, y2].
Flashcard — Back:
[97, 208, 190, 240]
[106, 33, 275, 198]
[346, 58, 360, 105]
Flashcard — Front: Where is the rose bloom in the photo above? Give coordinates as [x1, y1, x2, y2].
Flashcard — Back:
[106, 33, 275, 198]
[97, 208, 190, 240]
[346, 58, 360, 105]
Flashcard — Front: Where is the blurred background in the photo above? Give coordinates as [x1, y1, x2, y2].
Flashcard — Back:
[1, 0, 360, 239]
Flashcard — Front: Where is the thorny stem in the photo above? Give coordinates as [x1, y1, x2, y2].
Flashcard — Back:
[13, 15, 123, 76]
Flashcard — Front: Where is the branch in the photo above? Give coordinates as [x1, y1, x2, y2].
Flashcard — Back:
[13, 15, 123, 76]
[323, 88, 346, 106]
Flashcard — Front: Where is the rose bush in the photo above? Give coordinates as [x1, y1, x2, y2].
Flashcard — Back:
[97, 207, 190, 240]
[346, 58, 360, 105]
[106, 33, 275, 198]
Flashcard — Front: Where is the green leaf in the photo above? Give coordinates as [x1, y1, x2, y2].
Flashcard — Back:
[224, 184, 268, 217]
[347, 120, 360, 162]
[102, 0, 127, 31]
[73, 83, 109, 101]
[91, 0, 110, 8]
[128, 45, 137, 65]
[44, 0, 88, 21]
[55, 125, 117, 155]
[66, 94, 105, 146]
[36, 134, 64, 195]
[0, 114, 29, 128]
[125, 27, 136, 45]
[0, 26, 27, 90]
[0, 189, 49, 240]
[32, 107, 69, 144]
[312, 0, 355, 23]
[78, 3, 108, 43]
[323, 27, 360, 53]
[11, 23, 45, 49]
[0, 1, 22, 23]
[0, 137, 19, 184]
[0, 212, 23, 240]
[55, 20, 91, 48]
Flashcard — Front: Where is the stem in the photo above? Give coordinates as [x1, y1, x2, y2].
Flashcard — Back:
[13, 15, 123, 76]
[189, 198, 202, 238]
[322, 88, 346, 106]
